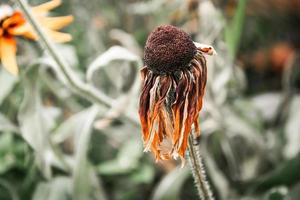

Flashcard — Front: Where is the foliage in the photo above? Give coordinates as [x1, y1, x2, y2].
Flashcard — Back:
[0, 0, 299, 200]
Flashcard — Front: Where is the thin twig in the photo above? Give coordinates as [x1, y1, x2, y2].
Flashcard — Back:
[188, 135, 214, 200]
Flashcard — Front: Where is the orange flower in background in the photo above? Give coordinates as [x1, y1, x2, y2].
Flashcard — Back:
[0, 0, 73, 75]
[139, 25, 215, 164]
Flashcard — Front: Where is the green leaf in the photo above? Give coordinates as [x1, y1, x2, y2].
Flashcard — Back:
[224, 0, 247, 58]
[151, 167, 190, 200]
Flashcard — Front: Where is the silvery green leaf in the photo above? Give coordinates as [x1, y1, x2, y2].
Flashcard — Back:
[0, 113, 19, 133]
[17, 65, 65, 177]
[0, 69, 18, 106]
[32, 44, 80, 88]
[130, 164, 155, 184]
[87, 46, 140, 89]
[72, 106, 107, 200]
[109, 29, 142, 55]
[127, 0, 165, 14]
[201, 118, 219, 135]
[18, 66, 52, 177]
[32, 177, 72, 200]
[86, 46, 141, 102]
[151, 167, 190, 200]
[211, 67, 231, 104]
[52, 106, 105, 144]
[97, 138, 143, 175]
[87, 46, 140, 79]
[203, 150, 230, 200]
[223, 107, 262, 144]
[251, 93, 282, 121]
[52, 44, 79, 67]
[284, 96, 300, 159]
[42, 44, 78, 68]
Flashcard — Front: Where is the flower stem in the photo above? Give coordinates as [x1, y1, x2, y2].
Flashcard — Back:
[188, 135, 214, 200]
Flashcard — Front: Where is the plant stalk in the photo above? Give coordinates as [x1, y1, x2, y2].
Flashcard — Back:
[188, 135, 214, 200]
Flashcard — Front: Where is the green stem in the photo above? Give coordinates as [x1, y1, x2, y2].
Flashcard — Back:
[188, 136, 214, 200]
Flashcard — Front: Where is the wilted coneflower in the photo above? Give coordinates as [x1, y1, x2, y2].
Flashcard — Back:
[0, 0, 73, 75]
[139, 25, 215, 164]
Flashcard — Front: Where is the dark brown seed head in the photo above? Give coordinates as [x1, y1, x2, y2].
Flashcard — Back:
[144, 25, 196, 75]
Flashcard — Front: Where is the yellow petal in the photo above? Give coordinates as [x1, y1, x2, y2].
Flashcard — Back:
[32, 0, 62, 14]
[8, 23, 38, 40]
[0, 37, 19, 75]
[40, 16, 73, 30]
[46, 30, 72, 43]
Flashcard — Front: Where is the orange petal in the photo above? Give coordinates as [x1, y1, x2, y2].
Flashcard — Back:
[40, 16, 73, 30]
[0, 37, 19, 75]
[46, 30, 72, 43]
[2, 12, 25, 29]
[32, 0, 62, 14]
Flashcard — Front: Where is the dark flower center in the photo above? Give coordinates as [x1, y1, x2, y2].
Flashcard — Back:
[144, 25, 196, 74]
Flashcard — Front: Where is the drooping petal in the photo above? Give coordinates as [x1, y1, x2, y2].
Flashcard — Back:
[139, 49, 208, 164]
[0, 37, 18, 75]
[171, 72, 188, 147]
[139, 68, 154, 142]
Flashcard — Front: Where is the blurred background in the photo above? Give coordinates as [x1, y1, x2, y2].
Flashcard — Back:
[1, 0, 300, 199]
